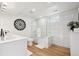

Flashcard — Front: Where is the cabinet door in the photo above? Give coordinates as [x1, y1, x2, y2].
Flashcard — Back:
[70, 32, 79, 56]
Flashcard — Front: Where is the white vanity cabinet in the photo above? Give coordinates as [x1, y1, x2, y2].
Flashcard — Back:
[70, 31, 79, 56]
[0, 34, 32, 56]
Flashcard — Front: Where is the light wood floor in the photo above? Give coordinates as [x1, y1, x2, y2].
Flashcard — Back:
[27, 44, 70, 56]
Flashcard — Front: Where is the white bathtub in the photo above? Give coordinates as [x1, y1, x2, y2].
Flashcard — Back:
[0, 33, 32, 56]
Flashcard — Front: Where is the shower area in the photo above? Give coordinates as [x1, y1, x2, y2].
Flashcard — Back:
[31, 8, 78, 49]
[31, 14, 60, 49]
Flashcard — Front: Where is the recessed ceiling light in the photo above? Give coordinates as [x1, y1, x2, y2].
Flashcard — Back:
[31, 8, 36, 13]
[48, 2, 52, 7]
[40, 16, 42, 17]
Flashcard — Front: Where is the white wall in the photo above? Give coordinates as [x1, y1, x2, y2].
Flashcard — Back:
[0, 13, 33, 37]
[47, 8, 78, 48]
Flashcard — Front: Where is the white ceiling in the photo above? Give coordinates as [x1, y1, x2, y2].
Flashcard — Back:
[47, 2, 79, 16]
[0, 2, 79, 18]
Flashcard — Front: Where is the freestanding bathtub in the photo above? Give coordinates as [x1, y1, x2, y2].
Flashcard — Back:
[0, 33, 32, 56]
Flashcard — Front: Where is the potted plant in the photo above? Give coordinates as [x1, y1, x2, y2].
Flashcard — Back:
[67, 21, 79, 31]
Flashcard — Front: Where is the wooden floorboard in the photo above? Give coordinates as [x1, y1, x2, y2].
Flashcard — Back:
[27, 44, 70, 56]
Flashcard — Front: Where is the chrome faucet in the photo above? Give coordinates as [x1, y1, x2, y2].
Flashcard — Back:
[0, 29, 5, 41]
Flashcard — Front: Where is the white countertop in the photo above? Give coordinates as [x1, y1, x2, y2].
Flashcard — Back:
[0, 33, 27, 44]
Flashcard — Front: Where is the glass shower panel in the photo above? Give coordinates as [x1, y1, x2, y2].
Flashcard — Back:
[46, 15, 60, 37]
[36, 17, 47, 38]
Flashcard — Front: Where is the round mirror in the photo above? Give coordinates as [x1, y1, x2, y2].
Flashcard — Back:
[14, 19, 26, 31]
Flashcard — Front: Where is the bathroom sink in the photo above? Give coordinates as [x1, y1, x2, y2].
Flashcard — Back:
[0, 33, 27, 44]
[5, 35, 17, 40]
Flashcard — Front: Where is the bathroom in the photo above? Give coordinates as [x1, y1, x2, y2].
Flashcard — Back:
[0, 2, 79, 56]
